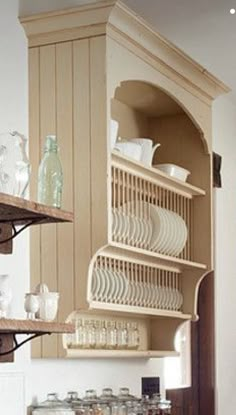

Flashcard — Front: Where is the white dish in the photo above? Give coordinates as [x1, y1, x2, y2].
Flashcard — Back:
[154, 163, 190, 182]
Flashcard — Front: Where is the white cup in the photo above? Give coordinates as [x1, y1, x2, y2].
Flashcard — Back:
[24, 293, 39, 320]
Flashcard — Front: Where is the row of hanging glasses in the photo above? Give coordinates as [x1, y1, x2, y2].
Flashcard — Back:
[66, 318, 139, 350]
[91, 259, 183, 312]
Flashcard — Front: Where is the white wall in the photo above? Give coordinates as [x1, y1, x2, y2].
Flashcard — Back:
[0, 2, 163, 413]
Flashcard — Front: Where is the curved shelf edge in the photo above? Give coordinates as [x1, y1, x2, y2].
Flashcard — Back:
[182, 268, 213, 321]
[89, 301, 192, 320]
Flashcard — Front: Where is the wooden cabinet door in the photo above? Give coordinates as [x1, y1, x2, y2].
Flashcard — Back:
[167, 272, 214, 415]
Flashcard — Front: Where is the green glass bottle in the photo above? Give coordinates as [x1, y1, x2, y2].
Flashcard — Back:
[38, 135, 63, 208]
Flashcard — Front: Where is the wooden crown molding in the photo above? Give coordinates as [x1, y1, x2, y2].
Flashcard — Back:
[20, 0, 230, 102]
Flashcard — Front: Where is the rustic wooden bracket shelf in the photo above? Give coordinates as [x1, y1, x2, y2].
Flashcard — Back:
[0, 332, 50, 357]
[0, 192, 73, 254]
[0, 319, 75, 362]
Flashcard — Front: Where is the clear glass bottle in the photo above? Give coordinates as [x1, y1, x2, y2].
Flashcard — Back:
[117, 322, 128, 349]
[95, 320, 107, 349]
[38, 135, 63, 208]
[74, 319, 84, 349]
[106, 321, 117, 349]
[127, 322, 139, 350]
[87, 320, 96, 349]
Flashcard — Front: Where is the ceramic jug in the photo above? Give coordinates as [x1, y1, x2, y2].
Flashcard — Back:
[0, 274, 12, 317]
[129, 138, 160, 166]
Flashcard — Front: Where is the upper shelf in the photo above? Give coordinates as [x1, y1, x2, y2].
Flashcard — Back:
[0, 193, 73, 226]
[111, 151, 205, 199]
[101, 242, 207, 273]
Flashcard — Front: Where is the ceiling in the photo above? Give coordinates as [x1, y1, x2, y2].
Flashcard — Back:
[19, 0, 235, 103]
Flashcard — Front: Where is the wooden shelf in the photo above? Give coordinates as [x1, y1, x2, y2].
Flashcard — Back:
[102, 242, 207, 273]
[89, 301, 192, 320]
[111, 151, 205, 199]
[0, 193, 73, 225]
[0, 318, 74, 334]
[66, 348, 179, 358]
[0, 318, 74, 363]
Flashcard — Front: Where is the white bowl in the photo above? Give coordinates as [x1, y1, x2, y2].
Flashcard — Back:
[154, 163, 190, 182]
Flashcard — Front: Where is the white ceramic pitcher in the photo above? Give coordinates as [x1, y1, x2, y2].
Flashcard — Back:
[129, 138, 160, 166]
[0, 274, 12, 317]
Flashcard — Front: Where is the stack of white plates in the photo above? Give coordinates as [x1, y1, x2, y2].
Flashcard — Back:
[91, 267, 128, 304]
[112, 203, 152, 250]
[149, 205, 188, 256]
[112, 202, 188, 257]
[91, 267, 183, 311]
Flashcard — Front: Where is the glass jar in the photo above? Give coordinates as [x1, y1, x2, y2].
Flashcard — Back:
[32, 393, 75, 415]
[64, 391, 82, 406]
[158, 400, 171, 415]
[83, 389, 99, 404]
[99, 388, 117, 402]
[106, 321, 117, 349]
[110, 401, 119, 415]
[116, 322, 128, 349]
[140, 395, 149, 415]
[117, 388, 137, 402]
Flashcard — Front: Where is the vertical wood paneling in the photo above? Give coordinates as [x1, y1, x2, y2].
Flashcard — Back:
[73, 39, 91, 310]
[90, 36, 108, 253]
[56, 42, 74, 357]
[29, 47, 41, 357]
[39, 45, 58, 357]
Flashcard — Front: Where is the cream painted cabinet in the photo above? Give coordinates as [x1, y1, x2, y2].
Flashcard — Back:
[21, 0, 229, 358]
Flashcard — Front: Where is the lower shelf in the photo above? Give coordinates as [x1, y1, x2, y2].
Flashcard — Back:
[63, 310, 185, 358]
[66, 348, 179, 358]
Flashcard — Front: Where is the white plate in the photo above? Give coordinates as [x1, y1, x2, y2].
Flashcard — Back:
[152, 206, 166, 252]
[149, 205, 162, 250]
[92, 269, 101, 301]
[172, 212, 188, 256]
